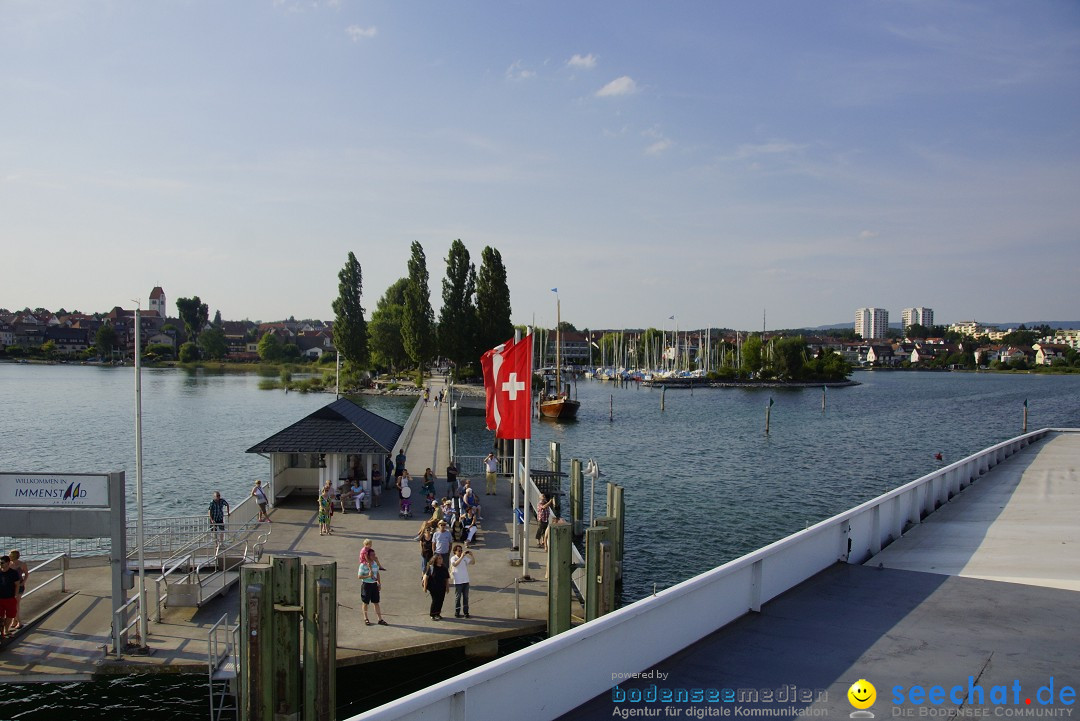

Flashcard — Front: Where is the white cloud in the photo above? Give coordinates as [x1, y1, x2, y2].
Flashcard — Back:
[345, 25, 376, 41]
[734, 140, 805, 159]
[596, 75, 637, 97]
[505, 61, 536, 81]
[858, 230, 880, 241]
[567, 53, 597, 70]
[646, 139, 673, 155]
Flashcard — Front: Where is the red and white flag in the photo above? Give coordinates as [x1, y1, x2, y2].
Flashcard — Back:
[480, 334, 533, 440]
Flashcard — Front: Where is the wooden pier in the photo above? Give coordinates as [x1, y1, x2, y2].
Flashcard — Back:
[0, 380, 551, 682]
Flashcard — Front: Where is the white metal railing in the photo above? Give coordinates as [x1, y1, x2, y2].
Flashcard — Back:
[350, 428, 1065, 721]
[455, 455, 515, 477]
[208, 612, 239, 721]
[20, 552, 69, 600]
[394, 396, 426, 460]
[113, 593, 142, 656]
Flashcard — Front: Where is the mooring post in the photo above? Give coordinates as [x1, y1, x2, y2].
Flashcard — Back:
[303, 562, 337, 721]
[240, 563, 274, 721]
[547, 523, 573, 637]
[570, 459, 584, 538]
[549, 441, 561, 516]
[611, 485, 625, 583]
[594, 516, 617, 614]
[1023, 400, 1028, 433]
[271, 555, 301, 721]
[584, 524, 609, 621]
[661, 386, 665, 411]
[765, 398, 772, 435]
[610, 394, 613, 422]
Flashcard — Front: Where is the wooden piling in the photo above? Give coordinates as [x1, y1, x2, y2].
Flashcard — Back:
[271, 555, 301, 721]
[240, 563, 273, 721]
[570, 459, 584, 537]
[303, 562, 337, 721]
[584, 524, 609, 621]
[593, 517, 617, 614]
[547, 523, 573, 637]
[661, 386, 666, 411]
[611, 485, 625, 583]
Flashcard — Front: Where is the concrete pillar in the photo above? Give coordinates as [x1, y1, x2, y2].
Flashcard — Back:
[271, 555, 302, 721]
[303, 562, 337, 721]
[548, 523, 573, 637]
[240, 563, 274, 721]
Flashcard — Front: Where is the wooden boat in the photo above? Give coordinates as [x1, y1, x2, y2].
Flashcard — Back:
[538, 295, 580, 420]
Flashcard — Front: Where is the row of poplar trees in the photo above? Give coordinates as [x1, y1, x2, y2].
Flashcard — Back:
[331, 240, 514, 380]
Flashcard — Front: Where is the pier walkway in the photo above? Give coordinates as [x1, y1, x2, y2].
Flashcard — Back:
[0, 381, 551, 682]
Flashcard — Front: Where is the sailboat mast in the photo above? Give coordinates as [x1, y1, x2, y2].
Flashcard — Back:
[555, 298, 562, 392]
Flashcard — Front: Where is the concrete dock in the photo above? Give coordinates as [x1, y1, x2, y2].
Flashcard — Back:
[0, 386, 551, 682]
[563, 430, 1080, 718]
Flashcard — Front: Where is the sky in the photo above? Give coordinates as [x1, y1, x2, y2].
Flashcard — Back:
[2, 1, 1078, 332]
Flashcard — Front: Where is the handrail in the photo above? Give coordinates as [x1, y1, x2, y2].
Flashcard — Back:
[20, 552, 69, 600]
[112, 592, 143, 658]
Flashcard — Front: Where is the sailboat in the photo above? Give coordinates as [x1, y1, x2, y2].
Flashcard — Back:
[539, 294, 581, 420]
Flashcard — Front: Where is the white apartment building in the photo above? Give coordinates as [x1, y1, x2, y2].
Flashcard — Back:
[902, 307, 934, 330]
[855, 307, 890, 340]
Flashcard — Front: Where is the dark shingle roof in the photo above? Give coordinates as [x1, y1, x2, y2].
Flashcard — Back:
[246, 398, 402, 455]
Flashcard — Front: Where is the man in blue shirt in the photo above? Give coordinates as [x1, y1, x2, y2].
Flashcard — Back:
[208, 491, 230, 545]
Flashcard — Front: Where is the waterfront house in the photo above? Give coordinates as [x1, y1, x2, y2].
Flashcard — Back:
[1033, 342, 1070, 366]
[998, 346, 1034, 365]
[44, 326, 90, 355]
[865, 344, 895, 366]
[246, 398, 403, 505]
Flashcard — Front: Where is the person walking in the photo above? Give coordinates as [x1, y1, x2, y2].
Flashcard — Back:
[536, 493, 555, 550]
[317, 488, 332, 536]
[357, 540, 388, 626]
[449, 545, 474, 619]
[483, 452, 499, 496]
[395, 449, 407, 483]
[7, 550, 27, 631]
[0, 556, 21, 639]
[432, 520, 452, 567]
[422, 555, 450, 620]
[251, 479, 271, 523]
[418, 527, 434, 577]
[445, 461, 459, 499]
[207, 491, 230, 545]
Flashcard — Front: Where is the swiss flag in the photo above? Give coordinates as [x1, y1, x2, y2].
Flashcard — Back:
[480, 334, 533, 440]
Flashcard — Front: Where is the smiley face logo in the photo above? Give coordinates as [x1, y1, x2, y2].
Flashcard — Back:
[848, 679, 876, 710]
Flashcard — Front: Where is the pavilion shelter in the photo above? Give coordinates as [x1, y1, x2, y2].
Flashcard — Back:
[246, 398, 403, 505]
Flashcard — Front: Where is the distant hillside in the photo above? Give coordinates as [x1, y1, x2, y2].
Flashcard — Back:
[811, 321, 1079, 332]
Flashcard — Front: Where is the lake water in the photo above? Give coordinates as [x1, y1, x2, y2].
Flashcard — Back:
[1, 363, 1078, 718]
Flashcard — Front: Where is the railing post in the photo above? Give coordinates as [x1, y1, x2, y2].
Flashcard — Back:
[570, 459, 584, 538]
[749, 559, 763, 613]
[584, 524, 609, 622]
[61, 554, 68, 593]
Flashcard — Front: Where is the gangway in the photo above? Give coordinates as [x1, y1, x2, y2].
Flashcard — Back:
[208, 612, 239, 721]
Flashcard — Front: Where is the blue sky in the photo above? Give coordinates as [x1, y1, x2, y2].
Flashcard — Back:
[2, 1, 1078, 331]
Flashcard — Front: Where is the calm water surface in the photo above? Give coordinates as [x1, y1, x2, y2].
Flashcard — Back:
[1, 363, 1078, 719]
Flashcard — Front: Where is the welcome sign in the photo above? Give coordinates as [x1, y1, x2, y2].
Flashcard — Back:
[0, 473, 111, 508]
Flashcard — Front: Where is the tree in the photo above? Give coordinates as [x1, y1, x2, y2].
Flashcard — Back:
[212, 309, 222, 328]
[740, 335, 763, 376]
[557, 321, 578, 333]
[773, 336, 807, 380]
[369, 278, 410, 372]
[95, 324, 118, 360]
[257, 332, 284, 362]
[905, 324, 930, 340]
[475, 246, 513, 355]
[178, 342, 198, 363]
[331, 252, 370, 367]
[402, 241, 435, 370]
[40, 340, 57, 358]
[437, 240, 477, 376]
[199, 326, 228, 360]
[175, 297, 209, 357]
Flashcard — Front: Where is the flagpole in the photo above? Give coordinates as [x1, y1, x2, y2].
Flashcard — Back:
[512, 328, 521, 551]
[521, 327, 532, 581]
